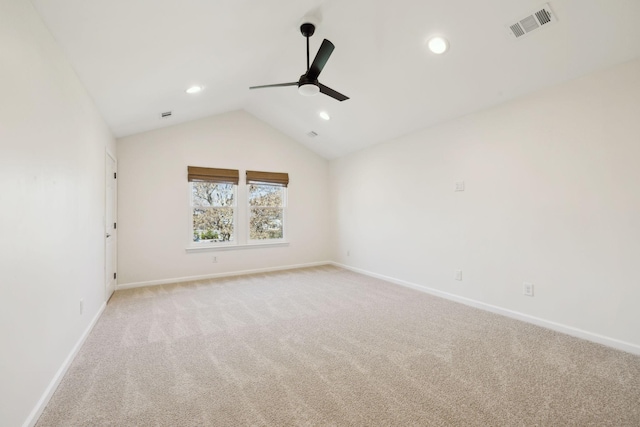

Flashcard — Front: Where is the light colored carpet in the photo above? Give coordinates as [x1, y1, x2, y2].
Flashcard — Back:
[37, 265, 640, 426]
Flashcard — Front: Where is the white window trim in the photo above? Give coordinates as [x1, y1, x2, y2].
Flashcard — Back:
[187, 178, 289, 252]
[185, 241, 290, 253]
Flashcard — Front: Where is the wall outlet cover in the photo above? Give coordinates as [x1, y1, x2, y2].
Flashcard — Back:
[523, 282, 534, 296]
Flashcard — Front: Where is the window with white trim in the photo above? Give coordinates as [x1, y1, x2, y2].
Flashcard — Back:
[189, 166, 238, 245]
[246, 170, 288, 242]
[248, 184, 286, 240]
[188, 167, 289, 247]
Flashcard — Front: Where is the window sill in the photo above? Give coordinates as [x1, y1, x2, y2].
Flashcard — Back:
[185, 241, 289, 253]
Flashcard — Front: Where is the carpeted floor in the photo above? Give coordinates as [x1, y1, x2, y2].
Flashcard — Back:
[37, 265, 640, 426]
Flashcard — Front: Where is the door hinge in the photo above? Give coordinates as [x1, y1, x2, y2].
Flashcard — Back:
[114, 172, 117, 179]
[114, 222, 117, 229]
[114, 272, 117, 280]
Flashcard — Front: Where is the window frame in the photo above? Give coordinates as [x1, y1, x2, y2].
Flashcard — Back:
[186, 167, 290, 252]
[189, 180, 238, 248]
[247, 183, 287, 244]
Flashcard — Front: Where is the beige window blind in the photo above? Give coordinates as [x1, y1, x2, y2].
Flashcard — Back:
[187, 166, 239, 185]
[246, 170, 289, 187]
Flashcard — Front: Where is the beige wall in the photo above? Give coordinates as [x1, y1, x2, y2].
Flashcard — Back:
[330, 58, 640, 351]
[0, 0, 116, 425]
[3, 1, 639, 423]
[116, 110, 331, 285]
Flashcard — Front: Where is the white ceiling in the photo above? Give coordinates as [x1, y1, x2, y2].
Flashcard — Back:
[32, 0, 640, 159]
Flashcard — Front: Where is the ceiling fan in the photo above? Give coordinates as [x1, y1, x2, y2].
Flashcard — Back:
[249, 22, 349, 102]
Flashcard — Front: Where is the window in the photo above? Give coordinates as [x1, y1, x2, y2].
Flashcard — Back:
[246, 170, 288, 242]
[187, 167, 289, 248]
[248, 184, 285, 240]
[191, 182, 235, 242]
[188, 167, 239, 244]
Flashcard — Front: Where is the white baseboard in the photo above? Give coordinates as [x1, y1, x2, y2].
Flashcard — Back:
[117, 261, 332, 290]
[24, 302, 107, 427]
[332, 262, 640, 356]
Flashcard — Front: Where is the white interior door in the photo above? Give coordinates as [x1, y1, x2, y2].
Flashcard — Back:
[105, 153, 117, 300]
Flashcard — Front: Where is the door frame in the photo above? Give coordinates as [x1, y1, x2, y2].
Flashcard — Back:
[105, 150, 117, 301]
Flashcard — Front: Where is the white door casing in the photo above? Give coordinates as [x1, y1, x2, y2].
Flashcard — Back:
[105, 152, 117, 300]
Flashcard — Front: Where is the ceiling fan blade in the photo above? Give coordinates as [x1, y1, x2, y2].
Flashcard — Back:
[319, 83, 349, 102]
[249, 82, 297, 90]
[306, 39, 335, 81]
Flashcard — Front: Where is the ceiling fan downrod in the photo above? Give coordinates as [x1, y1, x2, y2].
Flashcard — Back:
[300, 22, 316, 72]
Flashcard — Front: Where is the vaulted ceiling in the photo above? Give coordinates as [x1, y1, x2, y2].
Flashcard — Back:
[32, 0, 640, 158]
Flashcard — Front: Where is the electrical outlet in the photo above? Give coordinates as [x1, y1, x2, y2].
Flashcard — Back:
[455, 181, 465, 192]
[523, 282, 534, 296]
[79, 298, 84, 315]
[212, 256, 218, 263]
[455, 270, 462, 281]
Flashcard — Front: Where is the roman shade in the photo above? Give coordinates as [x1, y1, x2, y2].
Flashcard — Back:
[246, 170, 289, 187]
[187, 166, 239, 185]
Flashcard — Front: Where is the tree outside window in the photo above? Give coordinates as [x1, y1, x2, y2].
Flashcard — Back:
[191, 182, 235, 242]
[248, 184, 285, 240]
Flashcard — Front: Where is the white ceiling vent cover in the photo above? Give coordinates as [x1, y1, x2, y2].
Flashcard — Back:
[507, 3, 557, 39]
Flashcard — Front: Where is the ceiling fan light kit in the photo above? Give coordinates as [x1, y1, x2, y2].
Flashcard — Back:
[249, 22, 349, 102]
[299, 83, 320, 96]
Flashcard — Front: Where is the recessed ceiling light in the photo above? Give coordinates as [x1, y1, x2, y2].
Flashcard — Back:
[186, 85, 203, 94]
[427, 36, 449, 54]
[319, 111, 331, 121]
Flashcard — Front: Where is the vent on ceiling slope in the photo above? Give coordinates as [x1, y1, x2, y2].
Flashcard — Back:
[161, 111, 172, 118]
[307, 131, 318, 138]
[507, 3, 557, 39]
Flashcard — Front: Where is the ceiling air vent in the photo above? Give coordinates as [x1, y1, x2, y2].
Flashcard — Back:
[161, 111, 172, 118]
[307, 131, 318, 138]
[507, 3, 557, 39]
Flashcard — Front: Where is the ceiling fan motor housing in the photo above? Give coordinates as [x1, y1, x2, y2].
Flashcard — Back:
[298, 74, 318, 87]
